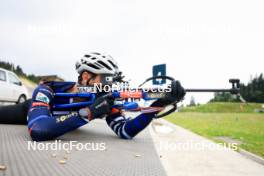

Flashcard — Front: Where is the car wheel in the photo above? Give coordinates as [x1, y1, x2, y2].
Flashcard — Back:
[17, 95, 26, 104]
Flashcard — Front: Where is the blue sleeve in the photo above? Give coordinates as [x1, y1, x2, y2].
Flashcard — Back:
[105, 112, 156, 139]
[27, 84, 88, 141]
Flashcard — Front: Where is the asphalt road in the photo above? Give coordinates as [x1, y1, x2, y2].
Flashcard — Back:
[0, 120, 166, 176]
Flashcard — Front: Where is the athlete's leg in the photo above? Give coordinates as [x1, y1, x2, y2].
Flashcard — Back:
[106, 112, 156, 139]
[0, 99, 31, 124]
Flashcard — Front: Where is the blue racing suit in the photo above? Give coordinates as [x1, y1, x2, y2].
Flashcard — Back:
[27, 82, 157, 141]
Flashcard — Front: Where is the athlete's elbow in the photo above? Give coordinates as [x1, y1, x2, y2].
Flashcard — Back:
[30, 127, 55, 141]
[29, 120, 57, 141]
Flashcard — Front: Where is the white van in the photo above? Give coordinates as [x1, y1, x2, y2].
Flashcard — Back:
[0, 67, 29, 104]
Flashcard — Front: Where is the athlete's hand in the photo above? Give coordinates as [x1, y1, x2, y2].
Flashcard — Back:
[151, 80, 185, 107]
[87, 95, 114, 120]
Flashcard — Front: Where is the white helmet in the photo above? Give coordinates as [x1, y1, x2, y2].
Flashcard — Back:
[75, 52, 119, 75]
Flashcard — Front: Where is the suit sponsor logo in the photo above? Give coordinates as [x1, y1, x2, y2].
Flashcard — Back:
[56, 112, 78, 123]
[36, 92, 50, 104]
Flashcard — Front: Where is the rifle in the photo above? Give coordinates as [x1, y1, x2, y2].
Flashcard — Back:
[53, 76, 240, 118]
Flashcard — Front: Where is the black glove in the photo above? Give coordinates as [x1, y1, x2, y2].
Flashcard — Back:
[151, 80, 185, 107]
[89, 95, 114, 119]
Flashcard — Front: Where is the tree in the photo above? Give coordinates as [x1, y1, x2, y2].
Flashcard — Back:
[0, 60, 40, 83]
[240, 74, 264, 103]
[211, 73, 264, 103]
[15, 65, 25, 76]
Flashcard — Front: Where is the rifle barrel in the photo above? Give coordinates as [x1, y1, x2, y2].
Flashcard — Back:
[185, 88, 238, 93]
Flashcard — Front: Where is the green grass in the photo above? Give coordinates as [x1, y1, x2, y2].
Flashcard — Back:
[180, 102, 263, 113]
[165, 112, 264, 157]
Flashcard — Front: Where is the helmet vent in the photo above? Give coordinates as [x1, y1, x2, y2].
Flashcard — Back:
[108, 60, 117, 68]
[97, 60, 112, 70]
[87, 63, 100, 70]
